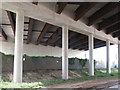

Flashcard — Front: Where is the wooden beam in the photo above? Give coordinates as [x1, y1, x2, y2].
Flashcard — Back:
[24, 35, 28, 37]
[71, 37, 88, 49]
[46, 31, 56, 33]
[45, 27, 62, 46]
[54, 31, 77, 46]
[88, 2, 120, 26]
[24, 22, 29, 24]
[24, 29, 56, 33]
[56, 2, 67, 14]
[0, 26, 7, 41]
[84, 44, 106, 51]
[24, 29, 28, 31]
[24, 39, 27, 40]
[32, 30, 41, 32]
[79, 39, 102, 49]
[26, 18, 34, 44]
[36, 23, 51, 45]
[112, 31, 120, 38]
[43, 36, 50, 39]
[73, 39, 100, 50]
[106, 23, 120, 34]
[74, 41, 88, 50]
[54, 37, 62, 46]
[0, 24, 11, 25]
[69, 35, 87, 48]
[69, 31, 78, 39]
[74, 2, 97, 21]
[70, 34, 85, 45]
[67, 2, 84, 5]
[79, 41, 105, 50]
[32, 2, 38, 5]
[6, 11, 16, 35]
[98, 12, 120, 30]
[94, 43, 107, 49]
[59, 31, 78, 46]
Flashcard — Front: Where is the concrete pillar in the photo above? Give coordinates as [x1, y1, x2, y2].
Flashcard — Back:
[0, 4, 2, 81]
[89, 33, 94, 76]
[13, 10, 24, 83]
[118, 42, 120, 74]
[118, 42, 120, 90]
[62, 26, 68, 80]
[106, 39, 111, 73]
[0, 53, 2, 80]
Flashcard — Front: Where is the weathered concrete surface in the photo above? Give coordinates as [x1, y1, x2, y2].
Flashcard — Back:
[0, 2, 118, 44]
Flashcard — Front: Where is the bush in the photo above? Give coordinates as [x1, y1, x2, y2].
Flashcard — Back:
[69, 58, 76, 65]
[31, 55, 60, 58]
[110, 73, 114, 76]
[114, 65, 117, 68]
[78, 58, 88, 68]
[94, 60, 97, 70]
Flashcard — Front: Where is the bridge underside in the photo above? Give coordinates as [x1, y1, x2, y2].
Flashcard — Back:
[0, 2, 120, 83]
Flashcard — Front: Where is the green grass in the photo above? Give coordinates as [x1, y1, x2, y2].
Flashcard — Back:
[0, 68, 118, 88]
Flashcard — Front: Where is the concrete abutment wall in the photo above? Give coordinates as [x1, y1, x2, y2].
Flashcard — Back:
[1, 53, 88, 72]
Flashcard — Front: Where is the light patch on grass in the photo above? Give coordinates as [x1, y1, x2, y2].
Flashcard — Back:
[0, 81, 45, 88]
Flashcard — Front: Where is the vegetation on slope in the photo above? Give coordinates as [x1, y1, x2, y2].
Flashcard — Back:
[0, 68, 118, 88]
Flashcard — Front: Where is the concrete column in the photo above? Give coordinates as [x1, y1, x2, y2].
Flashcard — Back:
[106, 39, 111, 73]
[0, 53, 2, 80]
[13, 10, 24, 83]
[62, 26, 68, 80]
[0, 4, 2, 81]
[89, 33, 94, 76]
[118, 42, 120, 74]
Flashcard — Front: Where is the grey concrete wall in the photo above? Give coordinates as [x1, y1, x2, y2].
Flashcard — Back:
[23, 56, 62, 71]
[2, 54, 14, 72]
[1, 53, 87, 72]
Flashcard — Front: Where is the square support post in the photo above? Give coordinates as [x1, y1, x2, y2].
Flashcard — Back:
[118, 42, 120, 75]
[0, 4, 2, 81]
[89, 33, 94, 76]
[106, 39, 111, 73]
[62, 26, 68, 80]
[0, 53, 2, 80]
[13, 10, 24, 83]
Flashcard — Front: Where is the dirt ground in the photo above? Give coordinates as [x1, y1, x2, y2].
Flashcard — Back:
[47, 78, 118, 88]
[3, 70, 83, 83]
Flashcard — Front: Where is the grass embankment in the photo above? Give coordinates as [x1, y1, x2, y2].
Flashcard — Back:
[0, 68, 118, 88]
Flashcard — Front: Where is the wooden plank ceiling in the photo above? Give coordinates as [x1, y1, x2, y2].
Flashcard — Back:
[2, 2, 119, 51]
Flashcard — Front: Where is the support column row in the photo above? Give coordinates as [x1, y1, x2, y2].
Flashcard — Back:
[89, 35, 112, 75]
[62, 31, 95, 78]
[12, 11, 115, 83]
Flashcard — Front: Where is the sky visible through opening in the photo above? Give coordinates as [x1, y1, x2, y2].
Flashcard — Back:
[78, 45, 118, 68]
